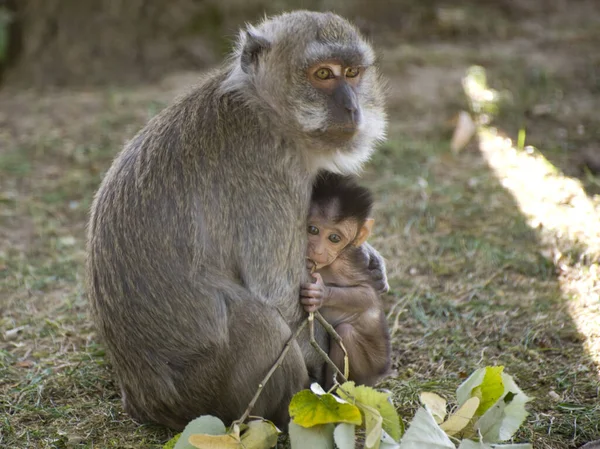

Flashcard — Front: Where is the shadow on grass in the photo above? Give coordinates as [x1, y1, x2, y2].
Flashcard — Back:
[364, 126, 600, 448]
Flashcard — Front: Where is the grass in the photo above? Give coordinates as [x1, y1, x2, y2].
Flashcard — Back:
[1, 2, 600, 448]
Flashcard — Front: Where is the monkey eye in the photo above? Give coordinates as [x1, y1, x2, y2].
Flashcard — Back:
[345, 67, 360, 78]
[315, 68, 334, 80]
[328, 234, 342, 244]
[308, 225, 320, 235]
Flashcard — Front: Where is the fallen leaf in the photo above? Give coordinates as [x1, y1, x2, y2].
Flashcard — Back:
[398, 407, 455, 449]
[420, 392, 447, 424]
[363, 404, 383, 449]
[288, 421, 334, 449]
[450, 111, 476, 153]
[440, 397, 480, 436]
[289, 389, 362, 428]
[472, 366, 505, 416]
[188, 433, 240, 449]
[337, 382, 403, 441]
[333, 423, 356, 449]
[476, 373, 531, 443]
[380, 430, 401, 449]
[239, 420, 279, 449]
[174, 416, 227, 449]
[15, 360, 34, 368]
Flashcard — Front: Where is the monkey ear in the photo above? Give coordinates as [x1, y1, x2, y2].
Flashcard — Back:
[353, 218, 374, 247]
[240, 27, 271, 74]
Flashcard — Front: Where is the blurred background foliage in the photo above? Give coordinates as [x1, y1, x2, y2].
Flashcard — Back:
[0, 0, 546, 88]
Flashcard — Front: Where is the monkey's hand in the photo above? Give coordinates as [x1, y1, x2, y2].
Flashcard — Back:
[361, 242, 390, 294]
[300, 273, 329, 313]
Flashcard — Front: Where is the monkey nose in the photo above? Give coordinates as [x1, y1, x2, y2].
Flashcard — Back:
[349, 108, 361, 125]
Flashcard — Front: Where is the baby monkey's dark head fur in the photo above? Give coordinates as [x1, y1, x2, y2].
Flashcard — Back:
[311, 172, 373, 225]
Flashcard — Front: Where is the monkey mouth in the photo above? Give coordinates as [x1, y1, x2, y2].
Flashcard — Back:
[305, 258, 317, 272]
[328, 123, 359, 135]
[310, 126, 358, 144]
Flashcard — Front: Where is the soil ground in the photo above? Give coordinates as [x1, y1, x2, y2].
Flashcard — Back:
[1, 2, 599, 448]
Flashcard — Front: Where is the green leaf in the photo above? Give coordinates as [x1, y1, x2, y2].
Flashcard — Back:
[333, 423, 356, 449]
[289, 421, 334, 449]
[185, 420, 278, 449]
[473, 366, 505, 416]
[457, 369, 486, 406]
[363, 404, 383, 449]
[398, 408, 455, 449]
[456, 366, 505, 416]
[289, 389, 362, 428]
[164, 434, 182, 449]
[337, 382, 404, 441]
[475, 373, 531, 443]
[380, 430, 401, 449]
[174, 416, 227, 449]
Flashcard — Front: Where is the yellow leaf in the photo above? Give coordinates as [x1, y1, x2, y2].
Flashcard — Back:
[337, 382, 403, 441]
[239, 420, 279, 449]
[188, 432, 240, 449]
[289, 389, 362, 428]
[419, 392, 447, 424]
[440, 397, 480, 436]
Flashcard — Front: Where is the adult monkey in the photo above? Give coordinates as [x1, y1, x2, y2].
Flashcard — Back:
[87, 11, 387, 430]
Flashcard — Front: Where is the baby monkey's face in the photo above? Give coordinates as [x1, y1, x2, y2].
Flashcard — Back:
[306, 207, 360, 270]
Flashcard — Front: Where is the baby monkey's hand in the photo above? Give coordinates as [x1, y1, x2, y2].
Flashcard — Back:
[300, 273, 328, 313]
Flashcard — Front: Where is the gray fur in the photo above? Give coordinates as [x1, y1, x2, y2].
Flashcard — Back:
[86, 10, 387, 430]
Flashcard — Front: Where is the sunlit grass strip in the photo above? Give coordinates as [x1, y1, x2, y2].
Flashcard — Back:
[461, 65, 600, 366]
[477, 127, 600, 366]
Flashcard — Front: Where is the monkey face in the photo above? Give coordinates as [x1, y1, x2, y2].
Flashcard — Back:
[306, 204, 360, 269]
[306, 221, 357, 269]
[226, 11, 387, 175]
[306, 61, 363, 135]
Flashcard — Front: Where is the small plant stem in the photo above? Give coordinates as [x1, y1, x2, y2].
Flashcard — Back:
[307, 258, 350, 383]
[233, 262, 352, 426]
[233, 319, 309, 427]
[309, 312, 348, 384]
[314, 311, 350, 380]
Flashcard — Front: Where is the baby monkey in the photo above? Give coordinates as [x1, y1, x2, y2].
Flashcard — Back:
[301, 172, 391, 388]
